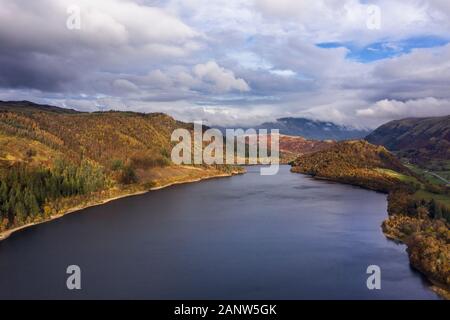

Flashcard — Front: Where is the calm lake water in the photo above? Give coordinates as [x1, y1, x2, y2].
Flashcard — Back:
[0, 165, 439, 299]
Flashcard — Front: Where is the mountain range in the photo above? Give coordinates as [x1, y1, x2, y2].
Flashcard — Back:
[254, 117, 370, 140]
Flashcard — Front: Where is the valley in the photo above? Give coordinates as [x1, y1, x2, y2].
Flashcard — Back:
[0, 100, 448, 299]
[0, 101, 243, 237]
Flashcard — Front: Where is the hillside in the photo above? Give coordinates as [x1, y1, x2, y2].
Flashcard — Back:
[278, 135, 336, 162]
[0, 101, 187, 168]
[0, 101, 240, 235]
[0, 100, 80, 114]
[291, 140, 450, 296]
[242, 134, 336, 163]
[291, 140, 414, 192]
[366, 116, 450, 162]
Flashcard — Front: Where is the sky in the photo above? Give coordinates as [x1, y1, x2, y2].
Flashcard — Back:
[0, 0, 450, 128]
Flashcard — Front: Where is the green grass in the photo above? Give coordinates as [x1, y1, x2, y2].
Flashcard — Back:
[378, 166, 450, 210]
[405, 163, 449, 186]
[375, 168, 422, 185]
[435, 170, 450, 181]
[402, 162, 450, 209]
[414, 190, 450, 209]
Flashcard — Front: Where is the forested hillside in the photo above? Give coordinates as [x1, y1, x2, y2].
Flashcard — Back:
[0, 101, 238, 233]
[291, 140, 413, 192]
[0, 101, 186, 167]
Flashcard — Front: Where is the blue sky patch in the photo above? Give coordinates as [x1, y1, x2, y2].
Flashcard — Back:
[317, 36, 449, 62]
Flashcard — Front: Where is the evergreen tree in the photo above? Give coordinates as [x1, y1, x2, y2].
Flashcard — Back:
[434, 204, 443, 220]
[0, 160, 106, 229]
[440, 205, 449, 223]
[429, 199, 437, 219]
[15, 201, 27, 225]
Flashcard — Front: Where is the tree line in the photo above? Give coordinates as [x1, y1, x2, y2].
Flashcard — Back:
[388, 190, 450, 223]
[0, 159, 106, 230]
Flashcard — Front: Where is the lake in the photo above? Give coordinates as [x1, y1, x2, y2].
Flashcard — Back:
[0, 165, 439, 299]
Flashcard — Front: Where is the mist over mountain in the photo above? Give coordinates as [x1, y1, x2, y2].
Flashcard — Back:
[214, 117, 371, 141]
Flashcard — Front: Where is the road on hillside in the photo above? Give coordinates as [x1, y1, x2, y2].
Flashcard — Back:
[425, 170, 450, 185]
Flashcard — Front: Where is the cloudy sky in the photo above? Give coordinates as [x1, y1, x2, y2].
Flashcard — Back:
[1, 0, 450, 128]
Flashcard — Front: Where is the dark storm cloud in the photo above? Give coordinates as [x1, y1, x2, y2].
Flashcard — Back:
[0, 0, 450, 127]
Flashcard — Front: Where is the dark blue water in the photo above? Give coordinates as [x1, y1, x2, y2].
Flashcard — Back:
[0, 166, 439, 299]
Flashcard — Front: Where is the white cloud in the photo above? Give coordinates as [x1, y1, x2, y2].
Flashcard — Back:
[357, 97, 450, 121]
[270, 69, 296, 77]
[253, 0, 450, 44]
[0, 0, 450, 128]
[0, 0, 201, 54]
[193, 61, 250, 93]
[112, 79, 140, 94]
[0, 0, 202, 91]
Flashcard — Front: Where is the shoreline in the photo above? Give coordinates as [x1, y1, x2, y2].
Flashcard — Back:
[382, 231, 450, 300]
[0, 169, 243, 242]
[293, 170, 449, 300]
[2, 165, 445, 299]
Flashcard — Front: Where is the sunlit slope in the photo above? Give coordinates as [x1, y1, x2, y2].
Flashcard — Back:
[291, 140, 416, 192]
[0, 101, 188, 168]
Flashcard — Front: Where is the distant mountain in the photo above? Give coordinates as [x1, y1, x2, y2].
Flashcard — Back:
[366, 116, 450, 161]
[0, 100, 80, 114]
[218, 117, 370, 141]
